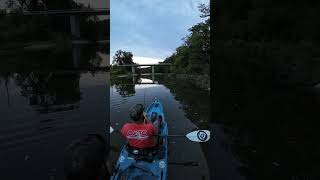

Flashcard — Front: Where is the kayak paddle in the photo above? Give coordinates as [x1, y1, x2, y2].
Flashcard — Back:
[109, 126, 210, 143]
[165, 130, 211, 142]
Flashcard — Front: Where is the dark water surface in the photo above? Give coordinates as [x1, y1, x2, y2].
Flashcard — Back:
[109, 75, 211, 180]
[211, 61, 320, 180]
[0, 71, 109, 180]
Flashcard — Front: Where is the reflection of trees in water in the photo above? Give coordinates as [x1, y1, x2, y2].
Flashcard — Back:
[14, 72, 81, 113]
[111, 78, 135, 97]
[157, 75, 210, 128]
[78, 43, 109, 68]
[0, 43, 109, 71]
[110, 76, 140, 97]
[114, 84, 135, 97]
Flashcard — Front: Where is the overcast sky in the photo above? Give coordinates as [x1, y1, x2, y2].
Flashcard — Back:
[110, 0, 209, 64]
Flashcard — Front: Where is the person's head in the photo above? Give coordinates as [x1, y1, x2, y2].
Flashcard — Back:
[129, 104, 144, 122]
[64, 134, 110, 180]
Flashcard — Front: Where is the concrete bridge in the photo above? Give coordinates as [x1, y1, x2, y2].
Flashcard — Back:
[21, 8, 109, 39]
[15, 8, 110, 69]
[113, 63, 171, 74]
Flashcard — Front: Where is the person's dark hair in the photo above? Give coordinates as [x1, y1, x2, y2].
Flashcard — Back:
[64, 134, 109, 180]
[129, 104, 144, 121]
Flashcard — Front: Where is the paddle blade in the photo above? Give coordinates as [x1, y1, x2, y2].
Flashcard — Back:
[186, 130, 210, 142]
[110, 126, 114, 133]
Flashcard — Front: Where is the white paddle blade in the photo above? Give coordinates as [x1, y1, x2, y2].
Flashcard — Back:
[110, 126, 114, 133]
[186, 130, 211, 142]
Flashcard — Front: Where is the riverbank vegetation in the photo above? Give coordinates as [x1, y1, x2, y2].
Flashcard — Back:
[0, 43, 109, 71]
[214, 0, 320, 86]
[111, 50, 137, 75]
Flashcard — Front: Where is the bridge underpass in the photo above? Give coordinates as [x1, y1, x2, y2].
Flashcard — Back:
[21, 8, 109, 39]
[113, 63, 171, 74]
[14, 8, 110, 68]
[112, 63, 172, 83]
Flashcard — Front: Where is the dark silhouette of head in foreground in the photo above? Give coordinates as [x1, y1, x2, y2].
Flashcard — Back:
[64, 134, 110, 180]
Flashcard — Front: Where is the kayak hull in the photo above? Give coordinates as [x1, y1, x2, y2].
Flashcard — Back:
[111, 99, 168, 180]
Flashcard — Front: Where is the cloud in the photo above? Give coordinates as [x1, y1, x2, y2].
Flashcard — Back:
[132, 56, 163, 65]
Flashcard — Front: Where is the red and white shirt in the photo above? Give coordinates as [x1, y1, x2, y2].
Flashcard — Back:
[121, 122, 157, 148]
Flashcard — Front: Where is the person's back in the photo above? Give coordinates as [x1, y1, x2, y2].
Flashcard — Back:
[121, 104, 157, 149]
[121, 122, 157, 148]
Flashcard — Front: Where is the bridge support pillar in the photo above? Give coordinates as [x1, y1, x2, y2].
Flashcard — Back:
[70, 15, 80, 38]
[152, 66, 155, 74]
[132, 66, 135, 74]
[133, 75, 136, 84]
[72, 44, 80, 68]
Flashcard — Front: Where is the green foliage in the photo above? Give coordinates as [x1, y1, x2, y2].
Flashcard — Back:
[111, 50, 135, 75]
[164, 3, 210, 75]
[112, 50, 134, 65]
[111, 66, 130, 75]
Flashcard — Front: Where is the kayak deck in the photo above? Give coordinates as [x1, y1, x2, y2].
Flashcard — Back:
[111, 99, 168, 180]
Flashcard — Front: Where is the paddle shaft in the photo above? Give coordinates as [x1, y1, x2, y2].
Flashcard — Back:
[169, 161, 199, 166]
[154, 134, 185, 137]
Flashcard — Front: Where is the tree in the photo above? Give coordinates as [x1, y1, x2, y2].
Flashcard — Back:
[112, 50, 134, 65]
[163, 2, 210, 75]
[198, 3, 210, 18]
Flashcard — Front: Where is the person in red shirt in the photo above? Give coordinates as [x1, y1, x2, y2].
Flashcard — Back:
[121, 104, 158, 149]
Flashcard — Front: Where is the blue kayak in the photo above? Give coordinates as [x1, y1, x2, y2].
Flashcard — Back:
[110, 99, 168, 180]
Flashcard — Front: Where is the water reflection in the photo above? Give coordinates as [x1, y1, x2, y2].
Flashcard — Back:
[0, 71, 109, 180]
[0, 43, 109, 72]
[15, 72, 81, 113]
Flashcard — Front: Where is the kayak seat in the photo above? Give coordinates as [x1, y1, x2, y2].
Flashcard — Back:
[126, 144, 158, 162]
[150, 112, 157, 123]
